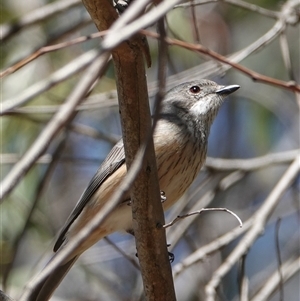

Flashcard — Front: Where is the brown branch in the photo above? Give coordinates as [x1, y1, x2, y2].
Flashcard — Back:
[0, 52, 109, 201]
[0, 31, 107, 78]
[0, 0, 82, 41]
[142, 30, 300, 93]
[81, 0, 175, 300]
[20, 140, 153, 301]
[205, 155, 300, 301]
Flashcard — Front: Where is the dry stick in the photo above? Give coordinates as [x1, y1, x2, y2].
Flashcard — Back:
[1, 50, 100, 114]
[102, 0, 184, 50]
[275, 218, 284, 301]
[69, 123, 119, 144]
[3, 25, 295, 116]
[251, 256, 300, 301]
[164, 208, 243, 229]
[135, 17, 172, 301]
[205, 149, 299, 171]
[164, 196, 297, 278]
[172, 218, 253, 277]
[0, 290, 14, 301]
[7, 92, 118, 115]
[165, 0, 299, 87]
[0, 31, 107, 78]
[83, 0, 176, 300]
[166, 174, 217, 249]
[2, 15, 92, 78]
[174, 0, 218, 9]
[279, 32, 295, 81]
[20, 142, 149, 301]
[239, 254, 249, 301]
[174, 0, 279, 20]
[3, 0, 298, 82]
[104, 0, 299, 89]
[2, 148, 297, 171]
[189, 0, 201, 44]
[3, 0, 296, 98]
[143, 30, 300, 93]
[1, 0, 82, 41]
[166, 170, 246, 250]
[1, 135, 68, 289]
[205, 155, 300, 301]
[221, 0, 279, 19]
[0, 52, 109, 202]
[169, 145, 297, 278]
[104, 237, 140, 270]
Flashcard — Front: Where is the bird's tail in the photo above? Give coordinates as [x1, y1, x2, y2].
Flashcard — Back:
[27, 256, 78, 301]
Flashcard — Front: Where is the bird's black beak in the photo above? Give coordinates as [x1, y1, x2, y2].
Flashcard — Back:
[216, 85, 240, 95]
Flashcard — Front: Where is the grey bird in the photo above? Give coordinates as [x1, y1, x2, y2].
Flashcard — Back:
[28, 79, 239, 300]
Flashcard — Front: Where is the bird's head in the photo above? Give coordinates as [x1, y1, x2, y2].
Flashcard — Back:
[161, 79, 240, 121]
[158, 79, 240, 142]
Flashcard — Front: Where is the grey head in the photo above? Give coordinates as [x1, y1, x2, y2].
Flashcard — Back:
[159, 79, 240, 142]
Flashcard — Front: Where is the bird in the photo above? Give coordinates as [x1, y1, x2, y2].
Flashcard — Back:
[29, 79, 239, 300]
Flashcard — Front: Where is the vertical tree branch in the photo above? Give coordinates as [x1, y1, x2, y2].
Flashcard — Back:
[81, 1, 176, 300]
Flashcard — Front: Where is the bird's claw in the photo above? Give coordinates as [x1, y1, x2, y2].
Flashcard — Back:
[113, 0, 131, 14]
[160, 191, 167, 203]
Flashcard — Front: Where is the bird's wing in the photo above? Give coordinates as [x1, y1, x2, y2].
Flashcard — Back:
[54, 139, 125, 252]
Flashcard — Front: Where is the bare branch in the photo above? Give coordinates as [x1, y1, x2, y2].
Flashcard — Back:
[1, 135, 68, 288]
[1, 0, 82, 41]
[251, 256, 300, 301]
[82, 0, 176, 299]
[205, 155, 300, 301]
[0, 32, 107, 78]
[1, 50, 100, 114]
[19, 133, 159, 301]
[205, 150, 299, 171]
[164, 208, 243, 229]
[102, 0, 183, 50]
[0, 52, 109, 201]
[143, 30, 300, 92]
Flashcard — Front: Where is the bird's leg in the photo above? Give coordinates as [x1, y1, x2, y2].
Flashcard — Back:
[160, 191, 167, 203]
[167, 244, 175, 263]
[126, 191, 173, 261]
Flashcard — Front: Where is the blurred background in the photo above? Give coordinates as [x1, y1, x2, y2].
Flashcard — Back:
[1, 0, 299, 300]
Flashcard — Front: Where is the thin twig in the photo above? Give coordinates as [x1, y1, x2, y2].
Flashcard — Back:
[0, 52, 109, 201]
[1, 134, 68, 289]
[1, 50, 100, 114]
[239, 254, 249, 301]
[275, 218, 284, 301]
[205, 150, 299, 171]
[5, 92, 118, 115]
[0, 32, 107, 78]
[251, 256, 300, 301]
[19, 129, 158, 301]
[164, 208, 243, 229]
[104, 237, 140, 270]
[205, 155, 300, 301]
[173, 218, 253, 277]
[143, 30, 300, 93]
[1, 0, 82, 41]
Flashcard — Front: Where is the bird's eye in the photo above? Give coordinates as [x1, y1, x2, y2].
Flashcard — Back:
[189, 86, 201, 94]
